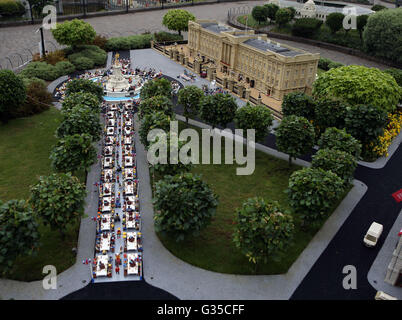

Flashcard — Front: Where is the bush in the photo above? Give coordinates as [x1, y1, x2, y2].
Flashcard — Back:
[275, 8, 292, 27]
[69, 56, 94, 71]
[318, 127, 362, 160]
[66, 78, 104, 102]
[0, 69, 26, 123]
[54, 61, 76, 76]
[281, 92, 316, 120]
[52, 19, 96, 48]
[105, 34, 154, 51]
[39, 50, 67, 65]
[371, 4, 387, 11]
[318, 57, 331, 70]
[314, 98, 348, 131]
[312, 148, 357, 184]
[286, 167, 345, 222]
[325, 12, 345, 34]
[139, 111, 174, 148]
[252, 6, 267, 24]
[14, 79, 52, 117]
[90, 34, 108, 50]
[19, 61, 60, 81]
[263, 3, 279, 21]
[313, 65, 402, 113]
[292, 17, 322, 37]
[153, 31, 183, 43]
[0, 0, 25, 17]
[140, 77, 172, 100]
[138, 95, 173, 119]
[383, 68, 402, 87]
[363, 8, 402, 64]
[61, 92, 100, 113]
[233, 197, 294, 264]
[153, 173, 218, 242]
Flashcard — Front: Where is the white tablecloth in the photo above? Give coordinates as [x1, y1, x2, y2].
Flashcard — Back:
[126, 232, 138, 251]
[103, 157, 113, 168]
[124, 156, 133, 167]
[125, 182, 134, 195]
[107, 127, 115, 136]
[123, 168, 134, 180]
[96, 255, 109, 277]
[104, 169, 113, 182]
[100, 233, 111, 251]
[103, 183, 113, 197]
[102, 196, 112, 212]
[100, 213, 112, 230]
[127, 253, 139, 275]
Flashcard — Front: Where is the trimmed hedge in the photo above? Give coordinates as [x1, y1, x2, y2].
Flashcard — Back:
[291, 17, 322, 37]
[0, 0, 25, 17]
[67, 45, 107, 70]
[318, 57, 344, 71]
[19, 62, 60, 81]
[105, 34, 154, 51]
[153, 31, 183, 42]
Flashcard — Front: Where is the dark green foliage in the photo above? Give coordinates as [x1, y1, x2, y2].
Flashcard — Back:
[275, 115, 315, 165]
[281, 92, 316, 120]
[54, 61, 76, 75]
[51, 19, 96, 48]
[153, 173, 219, 242]
[384, 68, 402, 87]
[325, 12, 345, 34]
[263, 3, 279, 21]
[61, 92, 100, 113]
[139, 111, 174, 148]
[314, 98, 348, 131]
[291, 17, 323, 37]
[177, 85, 204, 124]
[318, 127, 362, 160]
[30, 173, 86, 237]
[0, 199, 39, 274]
[356, 14, 369, 40]
[56, 105, 102, 142]
[140, 77, 172, 100]
[153, 31, 183, 43]
[371, 4, 387, 11]
[69, 56, 95, 71]
[66, 78, 104, 102]
[0, 0, 25, 17]
[199, 93, 238, 129]
[252, 6, 267, 24]
[286, 167, 345, 222]
[233, 197, 294, 264]
[19, 62, 60, 81]
[105, 34, 154, 51]
[0, 69, 26, 123]
[275, 8, 292, 27]
[234, 103, 274, 142]
[312, 148, 357, 184]
[50, 133, 97, 173]
[138, 95, 174, 120]
[14, 78, 52, 117]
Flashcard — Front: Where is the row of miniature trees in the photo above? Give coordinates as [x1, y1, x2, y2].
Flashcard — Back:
[138, 78, 297, 267]
[0, 78, 103, 275]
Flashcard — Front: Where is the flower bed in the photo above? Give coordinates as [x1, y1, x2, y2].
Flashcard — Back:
[371, 111, 402, 157]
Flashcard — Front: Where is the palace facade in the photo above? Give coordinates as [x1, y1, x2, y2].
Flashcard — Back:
[187, 20, 320, 100]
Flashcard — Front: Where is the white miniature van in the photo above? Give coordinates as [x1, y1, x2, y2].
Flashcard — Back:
[375, 291, 397, 300]
[363, 222, 383, 247]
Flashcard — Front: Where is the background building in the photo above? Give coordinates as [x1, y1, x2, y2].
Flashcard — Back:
[188, 20, 320, 100]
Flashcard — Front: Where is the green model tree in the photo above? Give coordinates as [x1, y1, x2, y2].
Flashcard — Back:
[52, 19, 96, 49]
[66, 78, 104, 102]
[139, 111, 174, 148]
[30, 173, 86, 239]
[162, 9, 195, 36]
[251, 6, 267, 25]
[0, 69, 26, 123]
[233, 197, 294, 268]
[138, 95, 174, 120]
[318, 127, 362, 160]
[275, 115, 315, 166]
[50, 133, 97, 175]
[0, 199, 39, 275]
[199, 93, 237, 129]
[140, 77, 172, 100]
[281, 92, 316, 121]
[56, 105, 102, 142]
[356, 14, 368, 40]
[153, 173, 218, 242]
[263, 3, 279, 22]
[325, 12, 345, 34]
[313, 65, 401, 113]
[234, 103, 274, 142]
[286, 167, 344, 223]
[61, 92, 100, 114]
[177, 85, 204, 125]
[275, 8, 292, 28]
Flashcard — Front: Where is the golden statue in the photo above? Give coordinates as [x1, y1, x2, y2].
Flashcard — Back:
[114, 53, 120, 65]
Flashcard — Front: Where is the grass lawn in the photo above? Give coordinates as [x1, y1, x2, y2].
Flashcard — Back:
[155, 122, 350, 275]
[0, 107, 82, 281]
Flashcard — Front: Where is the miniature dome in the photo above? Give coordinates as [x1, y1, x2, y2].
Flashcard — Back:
[267, 0, 280, 6]
[301, 0, 317, 18]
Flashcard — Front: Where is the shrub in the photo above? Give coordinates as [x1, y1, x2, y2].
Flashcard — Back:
[371, 4, 387, 11]
[139, 111, 174, 148]
[286, 7, 296, 20]
[314, 98, 348, 131]
[281, 92, 316, 120]
[252, 6, 267, 24]
[286, 167, 345, 222]
[153, 173, 218, 242]
[61, 92, 100, 113]
[275, 115, 315, 166]
[318, 57, 331, 70]
[42, 50, 66, 65]
[0, 69, 26, 123]
[14, 78, 52, 117]
[90, 34, 108, 50]
[327, 61, 344, 69]
[363, 8, 402, 64]
[54, 61, 76, 76]
[0, 0, 25, 17]
[138, 95, 173, 119]
[313, 65, 402, 113]
[105, 34, 154, 51]
[383, 68, 402, 87]
[325, 12, 345, 34]
[69, 56, 94, 71]
[199, 93, 238, 129]
[292, 17, 322, 37]
[233, 197, 294, 265]
[263, 3, 279, 21]
[153, 31, 183, 42]
[318, 127, 362, 160]
[235, 103, 274, 142]
[19, 61, 60, 81]
[52, 19, 96, 48]
[312, 148, 357, 184]
[275, 8, 292, 27]
[66, 78, 104, 102]
[344, 104, 388, 146]
[140, 77, 172, 100]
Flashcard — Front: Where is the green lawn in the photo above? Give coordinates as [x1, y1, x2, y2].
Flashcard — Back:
[156, 123, 350, 275]
[0, 108, 81, 281]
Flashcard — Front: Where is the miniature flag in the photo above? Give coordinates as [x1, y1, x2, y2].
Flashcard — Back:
[392, 189, 402, 203]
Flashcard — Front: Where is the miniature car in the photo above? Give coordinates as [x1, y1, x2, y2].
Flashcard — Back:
[363, 222, 383, 247]
[375, 291, 397, 300]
